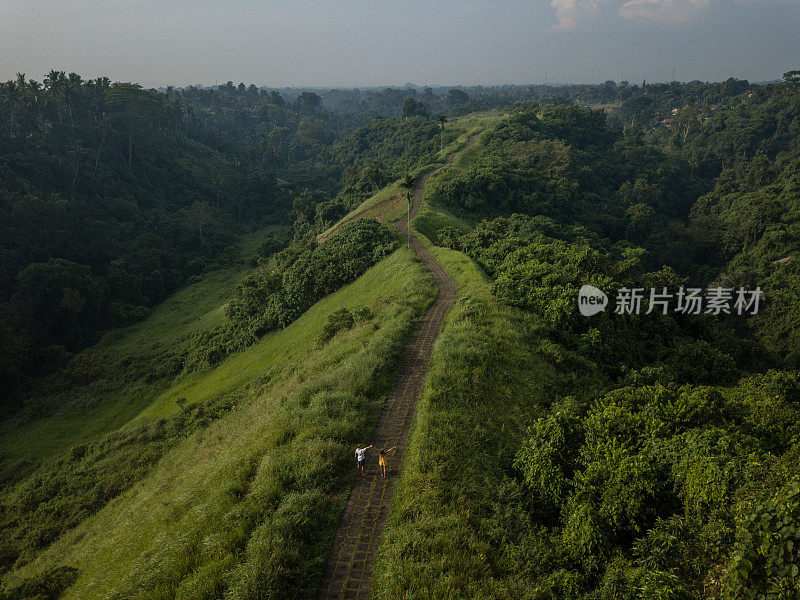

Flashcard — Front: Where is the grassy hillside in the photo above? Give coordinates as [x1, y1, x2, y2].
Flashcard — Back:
[319, 111, 504, 241]
[1, 246, 436, 599]
[372, 85, 800, 599]
[375, 243, 600, 598]
[411, 130, 489, 245]
[6, 81, 799, 600]
[0, 231, 266, 481]
[319, 178, 412, 239]
[369, 182, 601, 597]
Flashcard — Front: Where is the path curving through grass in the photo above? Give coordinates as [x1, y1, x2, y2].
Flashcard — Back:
[318, 140, 474, 600]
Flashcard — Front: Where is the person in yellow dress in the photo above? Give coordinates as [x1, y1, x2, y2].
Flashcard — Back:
[378, 446, 396, 479]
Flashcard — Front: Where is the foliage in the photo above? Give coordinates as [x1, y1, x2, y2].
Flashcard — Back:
[0, 246, 436, 599]
[427, 103, 704, 273]
[402, 97, 429, 119]
[373, 77, 800, 598]
[373, 253, 562, 600]
[177, 219, 397, 371]
[0, 73, 287, 395]
[317, 308, 356, 345]
[0, 72, 460, 399]
[725, 479, 800, 598]
[0, 392, 238, 574]
[4, 74, 800, 599]
[316, 306, 372, 346]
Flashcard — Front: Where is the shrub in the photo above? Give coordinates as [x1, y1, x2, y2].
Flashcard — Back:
[317, 309, 355, 346]
[725, 479, 800, 599]
[1, 565, 79, 600]
[181, 219, 398, 371]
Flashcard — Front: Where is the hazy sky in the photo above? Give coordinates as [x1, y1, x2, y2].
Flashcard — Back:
[1, 0, 798, 87]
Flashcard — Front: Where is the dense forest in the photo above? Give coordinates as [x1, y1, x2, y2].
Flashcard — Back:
[375, 72, 800, 599]
[0, 73, 282, 397]
[2, 69, 799, 600]
[0, 71, 762, 403]
[0, 72, 460, 401]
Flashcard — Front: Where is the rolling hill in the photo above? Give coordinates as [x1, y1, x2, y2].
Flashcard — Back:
[4, 77, 800, 600]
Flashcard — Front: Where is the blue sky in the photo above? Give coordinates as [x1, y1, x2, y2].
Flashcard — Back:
[1, 0, 797, 87]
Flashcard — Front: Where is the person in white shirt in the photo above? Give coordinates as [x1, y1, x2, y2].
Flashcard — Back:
[355, 444, 373, 475]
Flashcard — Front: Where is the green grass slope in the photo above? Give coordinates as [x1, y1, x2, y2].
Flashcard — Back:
[0, 267, 249, 481]
[0, 112, 504, 600]
[1, 247, 436, 600]
[319, 111, 505, 242]
[367, 147, 607, 597]
[371, 241, 602, 599]
[0, 230, 277, 479]
[411, 133, 488, 245]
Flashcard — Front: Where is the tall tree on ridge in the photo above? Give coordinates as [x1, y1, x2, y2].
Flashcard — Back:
[437, 114, 447, 152]
[400, 173, 415, 248]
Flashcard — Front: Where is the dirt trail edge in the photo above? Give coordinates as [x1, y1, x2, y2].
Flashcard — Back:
[318, 139, 475, 600]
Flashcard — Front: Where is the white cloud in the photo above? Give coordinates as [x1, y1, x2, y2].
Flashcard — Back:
[550, 0, 605, 30]
[549, 0, 775, 30]
[618, 0, 711, 23]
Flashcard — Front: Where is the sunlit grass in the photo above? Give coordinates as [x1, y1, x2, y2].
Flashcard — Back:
[320, 110, 505, 241]
[4, 247, 437, 600]
[319, 180, 407, 239]
[0, 261, 252, 467]
[136, 247, 429, 420]
[371, 235, 557, 599]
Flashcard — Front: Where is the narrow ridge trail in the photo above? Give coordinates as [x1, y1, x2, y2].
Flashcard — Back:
[318, 139, 474, 600]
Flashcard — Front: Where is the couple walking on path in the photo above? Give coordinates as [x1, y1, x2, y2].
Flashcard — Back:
[355, 444, 395, 478]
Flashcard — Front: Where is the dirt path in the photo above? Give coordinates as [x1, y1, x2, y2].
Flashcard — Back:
[318, 139, 473, 600]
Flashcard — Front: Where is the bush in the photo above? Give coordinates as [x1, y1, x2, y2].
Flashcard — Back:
[1, 566, 79, 600]
[227, 219, 397, 331]
[181, 219, 398, 371]
[317, 308, 355, 345]
[725, 479, 800, 599]
[257, 231, 289, 258]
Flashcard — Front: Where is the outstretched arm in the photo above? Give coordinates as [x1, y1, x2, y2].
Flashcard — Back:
[387, 446, 396, 453]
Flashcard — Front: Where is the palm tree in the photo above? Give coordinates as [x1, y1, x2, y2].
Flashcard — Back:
[400, 173, 415, 247]
[437, 114, 447, 152]
[2, 78, 22, 135]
